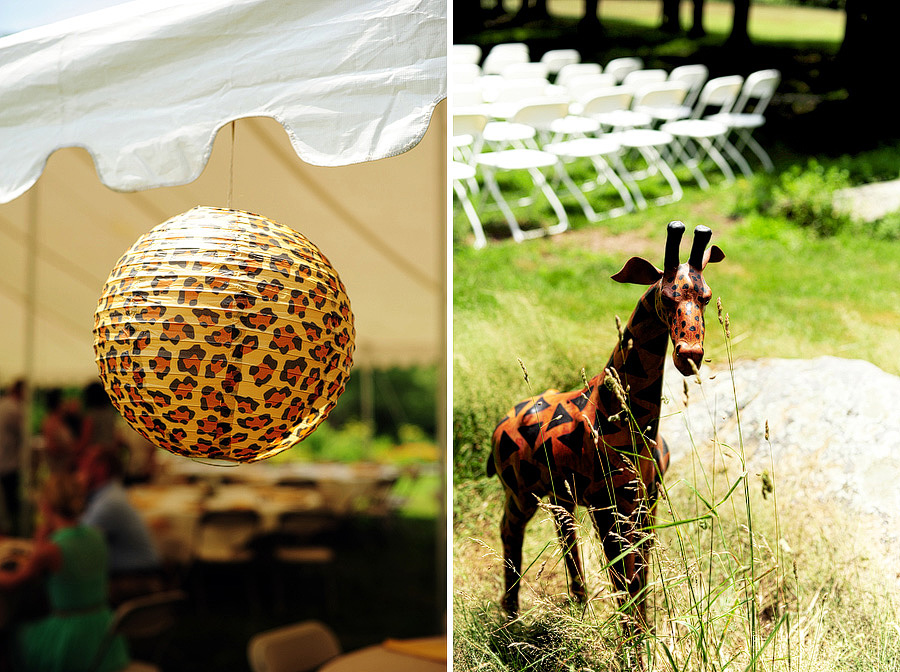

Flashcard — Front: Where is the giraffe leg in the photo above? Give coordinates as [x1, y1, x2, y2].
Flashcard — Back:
[500, 494, 537, 617]
[591, 503, 653, 631]
[550, 496, 586, 604]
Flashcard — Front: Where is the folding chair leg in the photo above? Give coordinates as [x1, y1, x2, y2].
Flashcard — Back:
[593, 156, 637, 217]
[736, 129, 774, 172]
[605, 154, 644, 210]
[529, 167, 568, 237]
[554, 160, 600, 221]
[453, 180, 487, 249]
[701, 137, 735, 184]
[636, 145, 682, 205]
[717, 135, 754, 179]
[480, 167, 528, 242]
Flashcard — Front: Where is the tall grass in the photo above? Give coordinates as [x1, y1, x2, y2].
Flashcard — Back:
[452, 303, 900, 671]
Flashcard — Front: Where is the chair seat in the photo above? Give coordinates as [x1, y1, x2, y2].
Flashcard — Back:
[661, 119, 728, 138]
[549, 115, 601, 135]
[451, 161, 476, 180]
[591, 109, 652, 128]
[614, 129, 674, 148]
[544, 137, 621, 159]
[483, 121, 536, 143]
[705, 112, 765, 129]
[475, 149, 558, 171]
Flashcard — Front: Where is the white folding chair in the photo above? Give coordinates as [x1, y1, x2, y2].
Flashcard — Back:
[563, 73, 618, 108]
[580, 87, 652, 131]
[661, 75, 745, 189]
[453, 112, 488, 163]
[452, 62, 482, 86]
[482, 43, 529, 75]
[621, 68, 668, 93]
[604, 56, 643, 83]
[501, 62, 549, 81]
[705, 69, 780, 173]
[540, 49, 581, 75]
[453, 161, 487, 249]
[668, 64, 709, 109]
[632, 80, 691, 124]
[474, 126, 569, 242]
[612, 128, 683, 207]
[452, 44, 482, 65]
[555, 62, 602, 89]
[482, 78, 549, 118]
[544, 136, 637, 221]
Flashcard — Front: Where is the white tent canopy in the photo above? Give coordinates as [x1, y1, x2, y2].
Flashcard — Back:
[0, 0, 447, 385]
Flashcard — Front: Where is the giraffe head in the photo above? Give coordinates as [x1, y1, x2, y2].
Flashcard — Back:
[611, 221, 725, 376]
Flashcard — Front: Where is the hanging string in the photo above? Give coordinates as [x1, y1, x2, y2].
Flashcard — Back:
[227, 120, 236, 208]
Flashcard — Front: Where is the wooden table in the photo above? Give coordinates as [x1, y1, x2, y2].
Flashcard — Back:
[320, 636, 446, 672]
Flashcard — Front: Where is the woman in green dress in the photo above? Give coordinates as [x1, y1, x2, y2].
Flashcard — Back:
[0, 472, 129, 672]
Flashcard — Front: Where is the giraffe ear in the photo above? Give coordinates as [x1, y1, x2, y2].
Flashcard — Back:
[611, 257, 663, 285]
[703, 245, 725, 268]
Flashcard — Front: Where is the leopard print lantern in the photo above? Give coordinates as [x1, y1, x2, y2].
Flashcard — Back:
[93, 207, 355, 463]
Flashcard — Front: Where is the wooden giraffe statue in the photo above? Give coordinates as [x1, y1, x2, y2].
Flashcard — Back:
[488, 221, 724, 627]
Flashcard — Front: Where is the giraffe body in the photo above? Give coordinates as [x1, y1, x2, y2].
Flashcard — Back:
[488, 222, 723, 625]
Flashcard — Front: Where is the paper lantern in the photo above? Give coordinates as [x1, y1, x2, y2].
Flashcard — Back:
[93, 207, 355, 463]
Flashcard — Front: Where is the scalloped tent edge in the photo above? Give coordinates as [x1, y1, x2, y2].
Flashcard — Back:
[0, 0, 447, 384]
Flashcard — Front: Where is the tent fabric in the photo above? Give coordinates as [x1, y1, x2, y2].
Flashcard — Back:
[0, 0, 447, 202]
[0, 0, 447, 385]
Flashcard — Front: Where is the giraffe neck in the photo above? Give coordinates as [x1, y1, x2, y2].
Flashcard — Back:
[593, 284, 669, 439]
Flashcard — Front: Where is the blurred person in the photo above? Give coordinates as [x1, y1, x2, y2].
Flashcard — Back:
[0, 472, 129, 672]
[79, 382, 120, 454]
[79, 446, 163, 603]
[0, 379, 24, 536]
[40, 388, 78, 475]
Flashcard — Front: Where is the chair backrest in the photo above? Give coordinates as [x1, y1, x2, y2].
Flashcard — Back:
[510, 101, 570, 132]
[540, 48, 580, 74]
[555, 62, 602, 88]
[452, 84, 484, 108]
[500, 62, 549, 81]
[621, 68, 668, 91]
[247, 620, 342, 672]
[453, 113, 488, 139]
[112, 590, 187, 640]
[631, 81, 689, 110]
[90, 590, 187, 672]
[604, 56, 643, 83]
[732, 69, 780, 116]
[564, 73, 617, 102]
[580, 88, 633, 116]
[668, 64, 709, 107]
[482, 43, 529, 75]
[488, 78, 548, 104]
[452, 44, 481, 65]
[690, 75, 743, 118]
[452, 62, 481, 86]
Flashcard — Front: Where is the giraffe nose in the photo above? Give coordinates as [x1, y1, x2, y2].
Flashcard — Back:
[675, 342, 704, 367]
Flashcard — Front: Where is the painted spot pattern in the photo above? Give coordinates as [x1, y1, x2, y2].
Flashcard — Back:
[94, 207, 355, 463]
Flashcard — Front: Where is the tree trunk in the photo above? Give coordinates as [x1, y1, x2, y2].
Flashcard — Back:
[726, 0, 751, 47]
[688, 0, 706, 38]
[578, 0, 603, 38]
[839, 0, 900, 139]
[660, 0, 682, 33]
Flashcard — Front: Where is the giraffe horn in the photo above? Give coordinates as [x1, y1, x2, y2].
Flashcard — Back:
[689, 226, 712, 269]
[665, 221, 685, 269]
